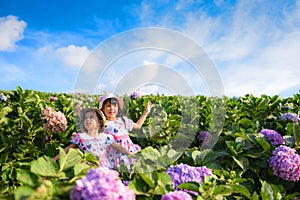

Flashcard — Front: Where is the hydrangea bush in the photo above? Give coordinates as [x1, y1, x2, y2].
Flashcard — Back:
[0, 88, 300, 199]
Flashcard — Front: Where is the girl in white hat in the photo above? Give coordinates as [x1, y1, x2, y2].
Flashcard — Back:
[99, 93, 152, 168]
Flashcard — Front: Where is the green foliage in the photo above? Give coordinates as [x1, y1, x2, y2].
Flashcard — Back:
[0, 87, 300, 199]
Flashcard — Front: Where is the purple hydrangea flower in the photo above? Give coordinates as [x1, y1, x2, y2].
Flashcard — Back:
[197, 131, 211, 141]
[166, 163, 212, 192]
[161, 191, 192, 200]
[87, 97, 94, 102]
[260, 129, 285, 146]
[0, 93, 7, 101]
[269, 145, 300, 182]
[232, 96, 238, 100]
[70, 167, 135, 200]
[197, 131, 213, 148]
[130, 90, 142, 99]
[282, 105, 292, 110]
[280, 113, 300, 124]
[50, 96, 57, 101]
[123, 180, 130, 186]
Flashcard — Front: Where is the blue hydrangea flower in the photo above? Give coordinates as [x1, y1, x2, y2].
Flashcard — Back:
[130, 90, 142, 99]
[87, 97, 94, 102]
[269, 145, 300, 182]
[166, 163, 212, 192]
[260, 129, 285, 146]
[280, 112, 300, 124]
[161, 191, 192, 200]
[197, 131, 211, 141]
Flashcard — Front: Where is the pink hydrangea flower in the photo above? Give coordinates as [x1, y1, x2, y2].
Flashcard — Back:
[42, 107, 67, 133]
[50, 96, 57, 101]
[161, 191, 192, 200]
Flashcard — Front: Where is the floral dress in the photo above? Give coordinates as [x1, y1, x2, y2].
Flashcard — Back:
[105, 116, 141, 168]
[71, 132, 114, 168]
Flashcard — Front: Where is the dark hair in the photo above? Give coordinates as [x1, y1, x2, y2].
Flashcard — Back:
[80, 108, 105, 132]
[102, 97, 123, 117]
[101, 97, 127, 128]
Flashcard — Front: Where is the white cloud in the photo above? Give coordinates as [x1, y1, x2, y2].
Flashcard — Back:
[36, 44, 91, 68]
[221, 29, 300, 96]
[136, 0, 300, 97]
[55, 45, 90, 67]
[0, 15, 26, 51]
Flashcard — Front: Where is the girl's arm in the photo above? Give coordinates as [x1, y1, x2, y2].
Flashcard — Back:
[53, 143, 78, 161]
[133, 101, 152, 130]
[110, 142, 135, 155]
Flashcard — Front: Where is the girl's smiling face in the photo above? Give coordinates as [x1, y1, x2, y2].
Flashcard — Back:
[102, 99, 119, 120]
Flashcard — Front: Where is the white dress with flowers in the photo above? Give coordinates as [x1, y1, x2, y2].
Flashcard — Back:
[71, 132, 114, 168]
[105, 117, 141, 168]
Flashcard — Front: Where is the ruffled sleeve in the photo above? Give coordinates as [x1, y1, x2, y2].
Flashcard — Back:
[71, 133, 81, 145]
[119, 116, 134, 131]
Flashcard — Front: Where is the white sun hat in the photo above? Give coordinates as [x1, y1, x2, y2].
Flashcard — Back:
[98, 93, 124, 110]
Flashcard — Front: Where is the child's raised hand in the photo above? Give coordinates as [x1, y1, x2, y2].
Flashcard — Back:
[145, 101, 153, 114]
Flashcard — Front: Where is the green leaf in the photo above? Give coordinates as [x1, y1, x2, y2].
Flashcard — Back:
[232, 184, 251, 199]
[26, 180, 54, 200]
[177, 182, 199, 192]
[153, 172, 173, 195]
[260, 180, 274, 200]
[139, 172, 156, 188]
[14, 186, 35, 200]
[16, 86, 23, 95]
[293, 123, 300, 146]
[252, 192, 259, 200]
[238, 118, 256, 128]
[59, 148, 83, 171]
[232, 156, 249, 171]
[225, 141, 238, 156]
[74, 162, 90, 177]
[213, 185, 233, 196]
[30, 156, 59, 177]
[16, 169, 38, 187]
[24, 95, 37, 104]
[128, 178, 151, 196]
[83, 152, 99, 166]
[20, 114, 32, 127]
[255, 136, 270, 150]
[0, 106, 13, 117]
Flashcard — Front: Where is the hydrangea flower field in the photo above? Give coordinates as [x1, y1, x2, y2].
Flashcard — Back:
[0, 86, 300, 200]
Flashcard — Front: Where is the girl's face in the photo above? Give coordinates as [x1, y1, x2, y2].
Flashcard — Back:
[102, 100, 119, 120]
[83, 111, 101, 131]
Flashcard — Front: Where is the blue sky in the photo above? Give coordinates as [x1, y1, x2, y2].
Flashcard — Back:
[0, 0, 299, 97]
